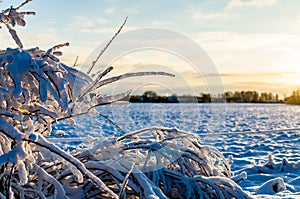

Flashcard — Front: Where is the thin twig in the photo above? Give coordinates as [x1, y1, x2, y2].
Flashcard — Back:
[55, 90, 131, 124]
[98, 113, 127, 136]
[95, 71, 175, 90]
[119, 163, 135, 198]
[86, 17, 128, 75]
[16, 0, 32, 10]
[75, 66, 113, 104]
[6, 163, 15, 199]
[23, 137, 118, 198]
[72, 56, 79, 67]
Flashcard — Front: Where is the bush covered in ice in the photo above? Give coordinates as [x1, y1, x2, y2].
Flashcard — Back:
[0, 1, 252, 198]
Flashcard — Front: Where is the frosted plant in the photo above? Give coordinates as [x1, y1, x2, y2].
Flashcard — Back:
[81, 127, 250, 198]
[0, 0, 35, 48]
[0, 1, 252, 198]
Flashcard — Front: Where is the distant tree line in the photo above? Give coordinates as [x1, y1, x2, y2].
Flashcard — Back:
[129, 90, 284, 103]
[224, 91, 280, 103]
[285, 89, 300, 105]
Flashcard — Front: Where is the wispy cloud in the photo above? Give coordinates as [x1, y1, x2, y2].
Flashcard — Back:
[97, 18, 107, 24]
[23, 33, 59, 46]
[123, 7, 139, 14]
[193, 12, 224, 20]
[69, 16, 94, 29]
[227, 0, 278, 9]
[67, 16, 108, 31]
[72, 16, 107, 28]
[151, 21, 174, 26]
[0, 34, 16, 48]
[80, 26, 138, 34]
[176, 71, 297, 82]
[104, 7, 117, 14]
[195, 31, 300, 51]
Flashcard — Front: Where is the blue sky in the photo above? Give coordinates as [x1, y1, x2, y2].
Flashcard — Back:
[1, 0, 300, 97]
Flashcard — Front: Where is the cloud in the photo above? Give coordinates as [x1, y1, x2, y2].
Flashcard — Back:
[67, 16, 108, 32]
[193, 12, 224, 20]
[97, 18, 107, 24]
[227, 0, 278, 9]
[80, 26, 138, 34]
[123, 7, 139, 14]
[20, 32, 59, 48]
[151, 21, 174, 26]
[177, 71, 296, 82]
[0, 34, 16, 48]
[104, 7, 117, 14]
[194, 31, 300, 51]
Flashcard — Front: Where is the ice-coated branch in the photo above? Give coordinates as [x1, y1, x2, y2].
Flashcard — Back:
[24, 135, 119, 198]
[72, 56, 79, 67]
[118, 163, 135, 198]
[15, 0, 33, 10]
[0, 0, 35, 48]
[86, 17, 128, 75]
[45, 42, 69, 58]
[8, 26, 23, 48]
[117, 126, 199, 142]
[95, 71, 175, 90]
[75, 66, 114, 103]
[0, 118, 25, 142]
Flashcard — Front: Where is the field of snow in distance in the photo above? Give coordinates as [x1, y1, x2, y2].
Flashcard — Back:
[51, 103, 300, 197]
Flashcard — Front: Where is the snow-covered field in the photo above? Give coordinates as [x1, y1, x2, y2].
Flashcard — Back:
[52, 103, 300, 197]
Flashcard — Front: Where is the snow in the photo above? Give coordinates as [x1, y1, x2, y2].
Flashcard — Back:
[255, 177, 286, 195]
[1, 43, 298, 198]
[52, 103, 300, 198]
[1, 1, 299, 197]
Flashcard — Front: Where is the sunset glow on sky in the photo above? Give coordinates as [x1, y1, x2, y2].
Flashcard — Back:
[1, 0, 300, 97]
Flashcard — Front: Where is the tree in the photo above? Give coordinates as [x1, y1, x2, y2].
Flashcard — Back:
[286, 89, 300, 105]
[143, 91, 157, 99]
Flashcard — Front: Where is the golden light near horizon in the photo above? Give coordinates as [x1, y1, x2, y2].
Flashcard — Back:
[93, 49, 210, 96]
[1, 0, 300, 97]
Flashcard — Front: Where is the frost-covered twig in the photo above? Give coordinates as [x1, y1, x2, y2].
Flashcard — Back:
[15, 0, 32, 10]
[80, 128, 250, 198]
[75, 66, 114, 104]
[86, 17, 128, 75]
[118, 162, 135, 198]
[0, 0, 35, 48]
[72, 56, 79, 67]
[95, 71, 175, 90]
[24, 135, 119, 198]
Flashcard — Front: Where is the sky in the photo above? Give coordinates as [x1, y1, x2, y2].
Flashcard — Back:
[1, 0, 300, 97]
